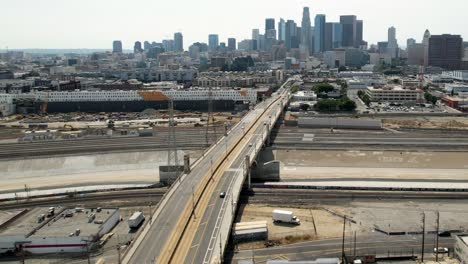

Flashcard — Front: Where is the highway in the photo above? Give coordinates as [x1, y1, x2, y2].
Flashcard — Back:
[271, 128, 468, 150]
[183, 87, 287, 263]
[0, 129, 218, 159]
[124, 78, 295, 263]
[228, 234, 454, 263]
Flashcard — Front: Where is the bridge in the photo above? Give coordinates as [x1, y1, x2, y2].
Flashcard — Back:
[123, 77, 296, 264]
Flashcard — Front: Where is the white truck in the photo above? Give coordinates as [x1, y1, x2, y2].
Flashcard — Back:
[272, 209, 300, 225]
[128, 211, 145, 229]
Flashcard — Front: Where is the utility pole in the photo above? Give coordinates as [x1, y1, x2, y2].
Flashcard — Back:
[192, 186, 196, 220]
[421, 212, 426, 263]
[205, 87, 217, 147]
[148, 202, 152, 224]
[342, 215, 346, 264]
[167, 99, 180, 183]
[436, 211, 440, 262]
[117, 244, 121, 264]
[354, 231, 357, 257]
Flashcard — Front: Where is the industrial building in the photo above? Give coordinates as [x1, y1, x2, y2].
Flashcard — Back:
[0, 207, 119, 255]
[365, 85, 424, 103]
[232, 221, 268, 242]
[455, 234, 468, 264]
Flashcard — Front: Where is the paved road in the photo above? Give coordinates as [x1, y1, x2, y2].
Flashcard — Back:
[228, 234, 454, 263]
[185, 90, 288, 263]
[126, 79, 293, 263]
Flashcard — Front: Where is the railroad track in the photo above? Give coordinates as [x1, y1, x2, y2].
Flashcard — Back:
[0, 133, 220, 158]
[0, 189, 167, 210]
[242, 189, 468, 203]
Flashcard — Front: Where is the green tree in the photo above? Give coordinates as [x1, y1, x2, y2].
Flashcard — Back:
[424, 92, 438, 105]
[290, 86, 300, 93]
[299, 104, 310, 111]
[313, 83, 334, 94]
[340, 99, 357, 111]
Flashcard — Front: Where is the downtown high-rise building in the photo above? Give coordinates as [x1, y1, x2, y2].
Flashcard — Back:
[387, 26, 399, 58]
[314, 14, 326, 53]
[324, 23, 333, 52]
[162, 39, 175, 52]
[278, 18, 286, 42]
[252, 29, 260, 50]
[356, 20, 364, 47]
[228, 38, 236, 51]
[332, 23, 343, 49]
[208, 34, 219, 51]
[143, 41, 151, 51]
[174, 32, 184, 52]
[340, 15, 357, 48]
[265, 18, 276, 32]
[423, 29, 431, 67]
[112, 40, 123, 53]
[407, 38, 416, 49]
[428, 34, 463, 70]
[285, 20, 298, 50]
[134, 41, 142, 53]
[301, 7, 312, 54]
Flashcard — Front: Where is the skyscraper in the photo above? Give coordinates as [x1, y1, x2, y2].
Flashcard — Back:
[324, 23, 333, 52]
[301, 7, 312, 54]
[208, 34, 219, 51]
[314, 14, 326, 53]
[340, 15, 357, 47]
[174, 32, 184, 52]
[252, 29, 260, 51]
[387, 26, 399, 58]
[228, 38, 236, 51]
[407, 38, 416, 49]
[112, 40, 123, 54]
[144, 41, 151, 51]
[332, 23, 343, 49]
[162, 39, 174, 52]
[356, 20, 363, 47]
[278, 18, 286, 42]
[134, 41, 142, 53]
[423, 29, 431, 67]
[265, 18, 275, 32]
[285, 20, 298, 50]
[428, 34, 463, 70]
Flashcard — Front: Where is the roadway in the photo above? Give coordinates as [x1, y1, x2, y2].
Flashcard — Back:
[184, 87, 288, 263]
[271, 128, 468, 150]
[0, 129, 218, 159]
[228, 234, 454, 263]
[125, 78, 294, 263]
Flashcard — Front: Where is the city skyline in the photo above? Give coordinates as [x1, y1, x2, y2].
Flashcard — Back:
[1, 0, 467, 50]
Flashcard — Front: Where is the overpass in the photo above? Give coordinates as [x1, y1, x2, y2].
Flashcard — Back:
[123, 77, 296, 264]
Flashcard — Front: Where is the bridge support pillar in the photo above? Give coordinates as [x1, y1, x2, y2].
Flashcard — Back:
[265, 123, 271, 146]
[184, 154, 190, 174]
[244, 155, 251, 190]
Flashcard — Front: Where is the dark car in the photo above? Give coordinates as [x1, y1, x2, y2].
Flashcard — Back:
[219, 192, 226, 198]
[438, 231, 451, 237]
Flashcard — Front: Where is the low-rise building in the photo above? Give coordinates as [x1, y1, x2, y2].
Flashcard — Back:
[455, 234, 468, 264]
[442, 96, 468, 112]
[365, 85, 424, 103]
[292, 91, 317, 101]
[442, 71, 468, 82]
[0, 207, 119, 255]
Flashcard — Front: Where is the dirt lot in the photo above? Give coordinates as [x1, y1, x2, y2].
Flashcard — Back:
[382, 117, 468, 130]
[234, 204, 359, 250]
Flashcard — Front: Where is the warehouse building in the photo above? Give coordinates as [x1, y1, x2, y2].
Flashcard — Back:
[0, 207, 119, 255]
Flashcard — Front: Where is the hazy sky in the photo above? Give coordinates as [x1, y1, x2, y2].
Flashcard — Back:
[1, 0, 467, 50]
